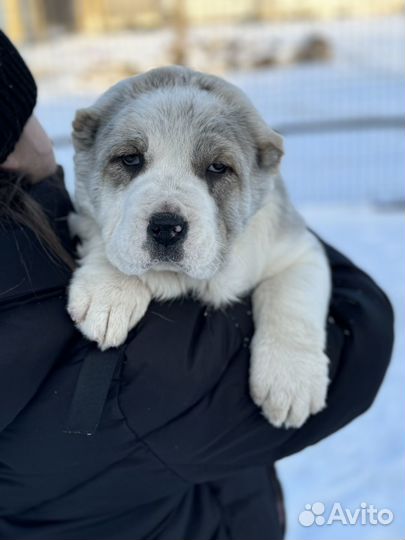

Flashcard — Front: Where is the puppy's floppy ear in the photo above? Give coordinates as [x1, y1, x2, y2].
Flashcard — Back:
[72, 107, 100, 151]
[257, 127, 284, 171]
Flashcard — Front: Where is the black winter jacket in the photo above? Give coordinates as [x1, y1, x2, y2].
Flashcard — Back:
[0, 171, 394, 539]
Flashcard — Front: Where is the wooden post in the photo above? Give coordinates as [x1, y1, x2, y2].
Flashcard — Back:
[2, 0, 25, 42]
[73, 0, 106, 33]
[172, 0, 187, 65]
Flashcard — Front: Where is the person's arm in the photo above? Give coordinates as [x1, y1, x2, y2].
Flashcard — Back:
[119, 244, 393, 482]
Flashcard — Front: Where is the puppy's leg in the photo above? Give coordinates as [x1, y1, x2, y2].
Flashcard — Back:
[250, 232, 331, 428]
[68, 214, 152, 350]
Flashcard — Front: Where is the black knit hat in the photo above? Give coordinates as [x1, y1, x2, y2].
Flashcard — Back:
[0, 31, 37, 163]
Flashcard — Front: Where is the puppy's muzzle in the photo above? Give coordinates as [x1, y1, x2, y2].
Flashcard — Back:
[147, 212, 188, 247]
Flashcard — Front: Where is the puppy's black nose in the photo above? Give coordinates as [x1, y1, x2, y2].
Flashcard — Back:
[148, 212, 188, 247]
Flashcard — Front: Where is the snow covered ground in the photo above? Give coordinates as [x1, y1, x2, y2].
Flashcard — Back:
[278, 204, 405, 539]
[33, 14, 404, 539]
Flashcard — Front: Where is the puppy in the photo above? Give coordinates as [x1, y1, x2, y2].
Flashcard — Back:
[68, 66, 330, 428]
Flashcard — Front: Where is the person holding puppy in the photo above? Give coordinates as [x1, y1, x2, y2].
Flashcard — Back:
[0, 30, 394, 540]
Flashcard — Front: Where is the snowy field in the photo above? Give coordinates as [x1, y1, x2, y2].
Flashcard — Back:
[32, 14, 404, 539]
[279, 205, 404, 539]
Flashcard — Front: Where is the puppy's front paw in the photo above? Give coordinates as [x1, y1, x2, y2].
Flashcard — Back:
[68, 267, 151, 350]
[250, 337, 329, 429]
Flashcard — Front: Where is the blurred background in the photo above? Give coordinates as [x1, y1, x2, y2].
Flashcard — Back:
[2, 1, 404, 538]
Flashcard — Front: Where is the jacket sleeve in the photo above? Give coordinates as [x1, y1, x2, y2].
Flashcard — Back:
[123, 243, 394, 482]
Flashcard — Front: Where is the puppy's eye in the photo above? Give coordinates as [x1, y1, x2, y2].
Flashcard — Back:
[121, 154, 144, 169]
[207, 162, 228, 175]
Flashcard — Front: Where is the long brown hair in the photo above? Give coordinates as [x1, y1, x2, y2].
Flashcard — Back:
[0, 170, 75, 270]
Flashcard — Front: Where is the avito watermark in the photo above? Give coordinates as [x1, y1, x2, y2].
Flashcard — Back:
[298, 502, 394, 527]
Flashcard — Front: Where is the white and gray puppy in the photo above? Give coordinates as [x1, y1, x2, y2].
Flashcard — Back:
[68, 66, 330, 428]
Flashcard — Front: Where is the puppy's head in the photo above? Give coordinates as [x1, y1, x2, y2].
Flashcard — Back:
[73, 66, 283, 279]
